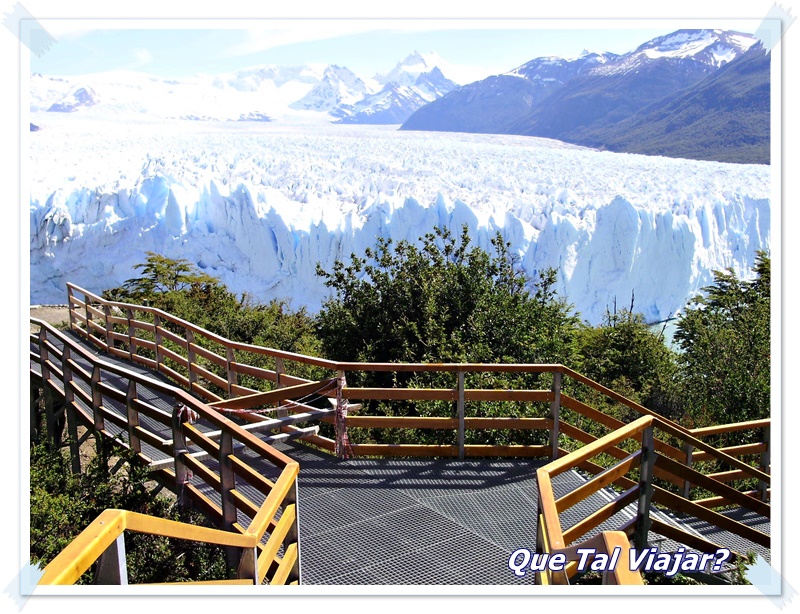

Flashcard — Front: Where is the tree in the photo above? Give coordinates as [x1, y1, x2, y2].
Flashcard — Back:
[109, 252, 220, 300]
[572, 306, 681, 421]
[316, 225, 578, 371]
[674, 251, 770, 426]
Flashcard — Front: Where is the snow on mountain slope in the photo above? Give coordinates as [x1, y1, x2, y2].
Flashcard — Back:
[28, 120, 770, 325]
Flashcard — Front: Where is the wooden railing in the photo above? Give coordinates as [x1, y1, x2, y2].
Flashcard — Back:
[55, 284, 771, 586]
[64, 283, 770, 501]
[535, 415, 770, 585]
[30, 319, 301, 585]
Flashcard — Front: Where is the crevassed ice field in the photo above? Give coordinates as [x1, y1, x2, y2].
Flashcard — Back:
[29, 118, 771, 325]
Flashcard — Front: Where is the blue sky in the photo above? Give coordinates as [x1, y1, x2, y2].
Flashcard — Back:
[28, 19, 763, 83]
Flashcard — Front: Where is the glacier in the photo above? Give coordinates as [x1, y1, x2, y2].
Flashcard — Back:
[29, 119, 770, 325]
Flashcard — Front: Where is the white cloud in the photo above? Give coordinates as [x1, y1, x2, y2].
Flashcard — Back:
[132, 47, 153, 66]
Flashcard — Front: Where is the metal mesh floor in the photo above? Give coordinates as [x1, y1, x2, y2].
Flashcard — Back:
[274, 441, 553, 585]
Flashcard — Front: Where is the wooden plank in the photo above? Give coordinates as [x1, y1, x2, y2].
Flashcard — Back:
[132, 338, 156, 352]
[542, 416, 653, 478]
[246, 464, 299, 541]
[155, 325, 189, 349]
[258, 504, 297, 583]
[693, 490, 767, 508]
[230, 489, 260, 519]
[648, 519, 743, 559]
[209, 379, 337, 410]
[690, 419, 770, 438]
[343, 387, 457, 401]
[465, 417, 551, 430]
[183, 454, 222, 491]
[559, 422, 632, 462]
[463, 389, 551, 402]
[706, 469, 752, 483]
[130, 398, 171, 427]
[269, 543, 298, 585]
[649, 487, 770, 548]
[192, 363, 229, 390]
[131, 354, 158, 370]
[536, 471, 565, 552]
[181, 423, 222, 458]
[231, 383, 260, 397]
[133, 425, 169, 451]
[561, 485, 639, 545]
[230, 455, 275, 494]
[158, 344, 188, 368]
[97, 381, 126, 405]
[337, 362, 559, 373]
[188, 342, 227, 367]
[561, 394, 626, 431]
[106, 314, 128, 327]
[555, 450, 642, 514]
[346, 416, 458, 429]
[230, 361, 279, 383]
[157, 363, 191, 390]
[130, 319, 156, 333]
[655, 454, 771, 517]
[652, 419, 770, 482]
[692, 443, 769, 463]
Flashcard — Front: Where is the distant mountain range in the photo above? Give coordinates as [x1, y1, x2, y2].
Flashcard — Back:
[30, 51, 461, 127]
[401, 29, 769, 164]
[30, 29, 770, 163]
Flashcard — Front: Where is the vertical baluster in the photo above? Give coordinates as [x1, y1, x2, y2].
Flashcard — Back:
[634, 425, 655, 550]
[457, 371, 465, 461]
[760, 425, 770, 501]
[549, 372, 562, 460]
[62, 345, 81, 474]
[682, 442, 694, 499]
[226, 347, 237, 397]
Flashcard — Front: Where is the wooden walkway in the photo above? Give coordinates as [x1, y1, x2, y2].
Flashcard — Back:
[29, 286, 772, 585]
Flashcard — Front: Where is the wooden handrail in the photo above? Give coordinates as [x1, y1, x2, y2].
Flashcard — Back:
[38, 509, 255, 585]
[30, 320, 302, 586]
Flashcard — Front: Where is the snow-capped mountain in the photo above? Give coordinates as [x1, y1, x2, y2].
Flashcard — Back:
[509, 50, 619, 83]
[334, 53, 459, 125]
[403, 51, 617, 134]
[402, 29, 765, 163]
[596, 29, 758, 76]
[47, 86, 100, 112]
[289, 65, 373, 112]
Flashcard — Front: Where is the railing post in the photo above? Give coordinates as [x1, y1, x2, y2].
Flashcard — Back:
[171, 402, 191, 508]
[126, 380, 141, 455]
[62, 345, 82, 474]
[103, 304, 112, 352]
[67, 285, 76, 332]
[126, 308, 135, 360]
[334, 371, 351, 459]
[682, 442, 694, 499]
[85, 297, 92, 340]
[186, 329, 197, 392]
[634, 425, 656, 550]
[226, 347, 237, 398]
[94, 534, 128, 585]
[153, 314, 162, 372]
[275, 357, 287, 418]
[284, 477, 301, 584]
[91, 364, 104, 433]
[39, 329, 57, 450]
[760, 425, 770, 501]
[218, 431, 238, 531]
[457, 371, 465, 461]
[549, 372, 562, 460]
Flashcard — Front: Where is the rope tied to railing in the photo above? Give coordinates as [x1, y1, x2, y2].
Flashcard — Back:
[213, 380, 338, 415]
[335, 375, 352, 460]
